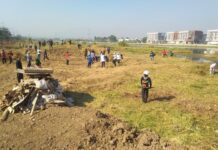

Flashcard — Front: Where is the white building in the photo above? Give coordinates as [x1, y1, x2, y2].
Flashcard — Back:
[166, 32, 178, 44]
[147, 32, 166, 44]
[206, 30, 218, 45]
[177, 30, 203, 44]
[177, 31, 190, 44]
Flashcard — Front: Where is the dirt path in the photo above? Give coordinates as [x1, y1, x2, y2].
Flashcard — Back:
[0, 106, 180, 150]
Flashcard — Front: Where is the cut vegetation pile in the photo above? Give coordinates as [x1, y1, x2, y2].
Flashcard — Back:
[0, 67, 74, 121]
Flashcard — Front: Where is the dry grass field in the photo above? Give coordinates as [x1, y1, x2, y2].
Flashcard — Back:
[0, 43, 217, 149]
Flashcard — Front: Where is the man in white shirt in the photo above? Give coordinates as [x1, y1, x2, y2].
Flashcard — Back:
[100, 52, 106, 68]
[112, 53, 117, 66]
[210, 63, 217, 74]
[37, 49, 41, 60]
[116, 53, 121, 64]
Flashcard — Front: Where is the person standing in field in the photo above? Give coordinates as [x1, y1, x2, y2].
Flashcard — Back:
[169, 51, 174, 57]
[90, 50, 95, 63]
[116, 52, 122, 64]
[162, 50, 168, 57]
[106, 47, 111, 54]
[35, 58, 41, 67]
[26, 52, 32, 67]
[1, 49, 7, 64]
[87, 54, 92, 68]
[34, 45, 37, 52]
[84, 48, 88, 59]
[16, 54, 24, 83]
[210, 63, 217, 75]
[43, 49, 49, 61]
[65, 51, 70, 65]
[141, 70, 152, 103]
[150, 51, 155, 61]
[37, 48, 41, 60]
[100, 51, 106, 68]
[112, 52, 117, 66]
[8, 50, 13, 64]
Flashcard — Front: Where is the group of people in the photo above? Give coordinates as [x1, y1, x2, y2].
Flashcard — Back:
[162, 50, 174, 57]
[84, 47, 123, 68]
[25, 48, 49, 68]
[148, 50, 174, 61]
[14, 48, 49, 83]
[112, 52, 123, 66]
[0, 49, 14, 64]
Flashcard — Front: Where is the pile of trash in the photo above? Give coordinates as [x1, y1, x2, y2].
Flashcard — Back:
[0, 68, 74, 121]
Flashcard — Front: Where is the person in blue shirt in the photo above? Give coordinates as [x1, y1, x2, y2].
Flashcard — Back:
[87, 55, 92, 68]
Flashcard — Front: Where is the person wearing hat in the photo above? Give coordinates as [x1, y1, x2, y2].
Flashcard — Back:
[210, 63, 217, 75]
[141, 70, 152, 103]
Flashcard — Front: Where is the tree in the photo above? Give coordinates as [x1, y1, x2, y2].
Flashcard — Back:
[108, 35, 117, 42]
[0, 27, 12, 41]
[118, 41, 128, 47]
[142, 37, 147, 43]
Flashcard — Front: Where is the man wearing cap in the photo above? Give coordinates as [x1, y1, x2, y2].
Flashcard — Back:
[141, 70, 152, 103]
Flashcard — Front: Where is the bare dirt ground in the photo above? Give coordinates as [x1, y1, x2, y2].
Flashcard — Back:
[0, 107, 181, 150]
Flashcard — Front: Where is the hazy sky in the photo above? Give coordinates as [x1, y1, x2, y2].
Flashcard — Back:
[0, 0, 218, 39]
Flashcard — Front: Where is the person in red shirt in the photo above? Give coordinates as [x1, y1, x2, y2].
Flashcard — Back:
[8, 50, 13, 64]
[162, 50, 168, 57]
[65, 51, 70, 65]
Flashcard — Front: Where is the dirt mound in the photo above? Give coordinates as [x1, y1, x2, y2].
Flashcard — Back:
[78, 111, 180, 150]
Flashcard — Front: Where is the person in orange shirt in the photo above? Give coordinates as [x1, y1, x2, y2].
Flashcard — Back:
[65, 51, 70, 65]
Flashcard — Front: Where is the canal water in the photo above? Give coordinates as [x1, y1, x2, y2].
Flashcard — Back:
[175, 48, 218, 63]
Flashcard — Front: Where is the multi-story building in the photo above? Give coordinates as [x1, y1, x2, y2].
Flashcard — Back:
[206, 30, 218, 45]
[147, 32, 166, 44]
[177, 30, 203, 44]
[166, 32, 178, 44]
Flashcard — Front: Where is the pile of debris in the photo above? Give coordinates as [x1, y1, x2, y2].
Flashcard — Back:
[0, 67, 74, 121]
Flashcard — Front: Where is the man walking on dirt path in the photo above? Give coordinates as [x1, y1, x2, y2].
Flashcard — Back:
[141, 70, 152, 103]
[43, 49, 49, 61]
[1, 49, 7, 64]
[16, 54, 24, 83]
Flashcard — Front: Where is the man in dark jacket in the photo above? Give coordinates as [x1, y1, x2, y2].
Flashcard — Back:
[16, 55, 24, 83]
[141, 70, 152, 103]
[43, 49, 49, 61]
[150, 51, 155, 61]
